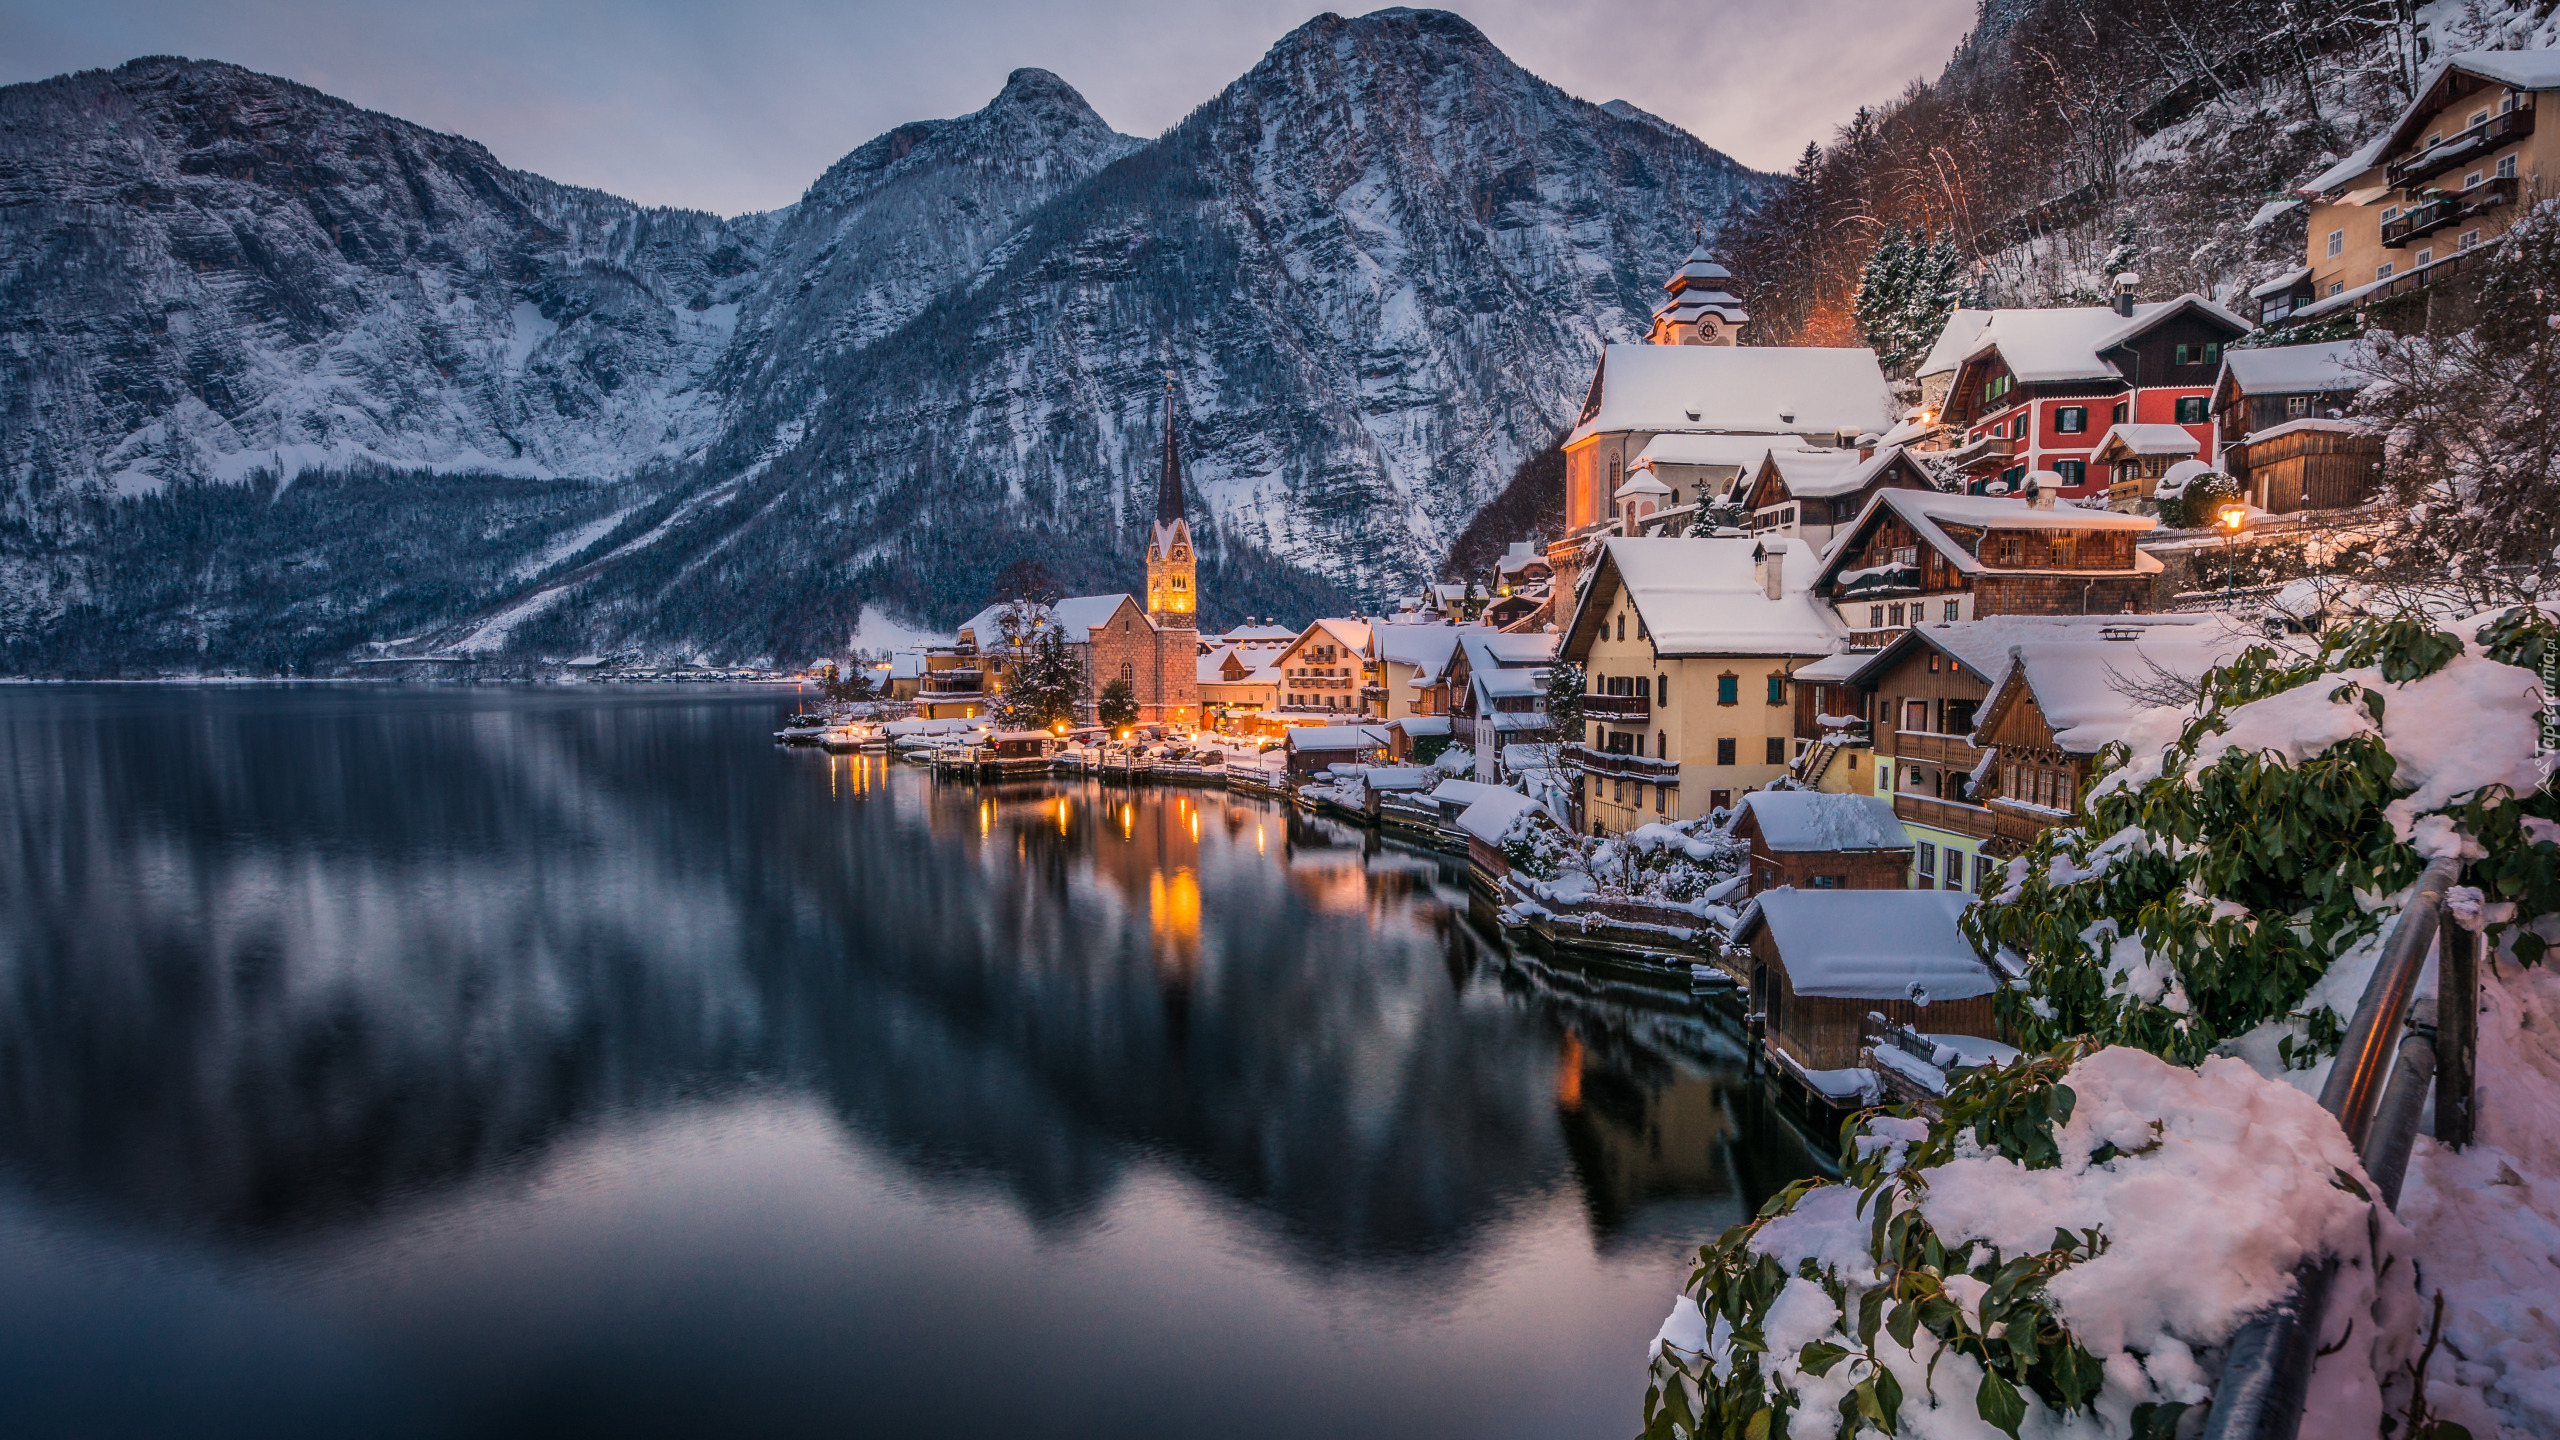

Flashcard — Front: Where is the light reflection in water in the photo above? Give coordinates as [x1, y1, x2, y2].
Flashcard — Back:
[0, 687, 1825, 1440]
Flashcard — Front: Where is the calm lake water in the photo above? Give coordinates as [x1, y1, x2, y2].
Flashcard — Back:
[0, 686, 1824, 1439]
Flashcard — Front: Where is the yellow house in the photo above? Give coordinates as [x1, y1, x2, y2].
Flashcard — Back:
[1560, 536, 1845, 834]
[2275, 51, 2560, 324]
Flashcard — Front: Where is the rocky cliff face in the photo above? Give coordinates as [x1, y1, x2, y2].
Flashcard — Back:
[0, 12, 1770, 671]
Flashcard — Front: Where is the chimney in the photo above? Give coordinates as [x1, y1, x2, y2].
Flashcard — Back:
[1754, 539, 1786, 599]
[2112, 271, 2140, 319]
[1857, 430, 1881, 462]
[2029, 478, 2056, 510]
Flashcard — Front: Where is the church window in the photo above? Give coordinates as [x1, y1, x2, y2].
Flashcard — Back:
[1121, 663, 1134, 681]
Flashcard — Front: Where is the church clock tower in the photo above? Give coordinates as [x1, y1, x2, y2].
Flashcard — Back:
[1144, 378, 1197, 632]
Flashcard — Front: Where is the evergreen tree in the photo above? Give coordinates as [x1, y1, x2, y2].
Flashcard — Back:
[1096, 678, 1140, 729]
[1853, 228, 1914, 369]
[1896, 232, 1969, 376]
[997, 625, 1083, 729]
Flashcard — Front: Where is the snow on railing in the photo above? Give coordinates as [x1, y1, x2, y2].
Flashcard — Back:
[2200, 854, 2475, 1440]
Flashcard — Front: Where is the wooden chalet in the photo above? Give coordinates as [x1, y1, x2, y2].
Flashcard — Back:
[1730, 791, 1912, 895]
[1736, 445, 1942, 553]
[1928, 295, 2251, 500]
[1735, 889, 2000, 1075]
[2210, 342, 2382, 515]
[1809, 489, 2159, 651]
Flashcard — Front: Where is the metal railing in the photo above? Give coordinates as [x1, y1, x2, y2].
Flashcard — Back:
[2200, 855, 2475, 1440]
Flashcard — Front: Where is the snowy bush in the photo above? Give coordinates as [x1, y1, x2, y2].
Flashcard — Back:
[1968, 610, 2560, 1070]
[1643, 1045, 2419, 1440]
[1588, 819, 1750, 904]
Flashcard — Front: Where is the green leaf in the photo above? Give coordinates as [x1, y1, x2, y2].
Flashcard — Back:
[1798, 1340, 1852, 1378]
[2331, 1166, 2372, 1202]
[2130, 1401, 2190, 1440]
[1871, 1365, 1904, 1436]
[1886, 1299, 1920, 1350]
[1976, 1369, 2027, 1440]
[1858, 1287, 1888, 1350]
[1742, 1407, 1773, 1440]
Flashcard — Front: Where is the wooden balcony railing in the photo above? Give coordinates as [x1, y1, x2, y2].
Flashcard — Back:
[1567, 744, 1680, 781]
[1890, 730, 1984, 768]
[1581, 692, 1651, 722]
[1891, 792, 2004, 843]
[2386, 105, 2534, 190]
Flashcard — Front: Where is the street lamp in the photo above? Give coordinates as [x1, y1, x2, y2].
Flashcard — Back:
[2214, 500, 2250, 607]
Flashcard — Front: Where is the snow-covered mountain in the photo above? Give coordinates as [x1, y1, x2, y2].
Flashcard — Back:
[0, 10, 1770, 670]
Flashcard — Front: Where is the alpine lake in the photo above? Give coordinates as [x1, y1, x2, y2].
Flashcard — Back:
[0, 685, 1829, 1439]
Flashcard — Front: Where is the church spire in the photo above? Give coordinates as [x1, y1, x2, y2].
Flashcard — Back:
[1156, 373, 1186, 524]
[1145, 372, 1197, 632]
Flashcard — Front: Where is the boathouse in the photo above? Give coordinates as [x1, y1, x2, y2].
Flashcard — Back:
[1733, 888, 1999, 1075]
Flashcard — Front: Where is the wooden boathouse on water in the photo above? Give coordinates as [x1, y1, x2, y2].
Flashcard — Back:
[1733, 888, 2004, 1079]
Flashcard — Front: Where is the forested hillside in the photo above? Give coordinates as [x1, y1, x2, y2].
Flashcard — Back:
[1729, 0, 2559, 351]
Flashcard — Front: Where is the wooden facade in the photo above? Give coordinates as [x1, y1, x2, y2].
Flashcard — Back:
[1745, 927, 2001, 1073]
[1734, 817, 1912, 894]
[2226, 423, 2383, 514]
[1816, 495, 2158, 650]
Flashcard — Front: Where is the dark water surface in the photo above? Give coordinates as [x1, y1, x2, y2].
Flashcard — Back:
[0, 686, 1823, 1439]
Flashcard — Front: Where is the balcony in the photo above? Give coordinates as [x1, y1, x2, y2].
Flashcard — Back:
[2385, 174, 2521, 248]
[1581, 692, 1651, 722]
[1891, 793, 2003, 843]
[1567, 744, 1680, 781]
[2386, 105, 2534, 190]
[1844, 626, 1907, 651]
[1891, 730, 1983, 768]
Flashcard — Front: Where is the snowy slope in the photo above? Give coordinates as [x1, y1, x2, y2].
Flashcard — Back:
[0, 12, 1771, 669]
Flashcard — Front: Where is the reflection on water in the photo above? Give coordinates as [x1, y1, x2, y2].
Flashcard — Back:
[0, 687, 1821, 1439]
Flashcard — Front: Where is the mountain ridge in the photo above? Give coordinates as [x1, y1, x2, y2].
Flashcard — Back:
[0, 11, 1774, 671]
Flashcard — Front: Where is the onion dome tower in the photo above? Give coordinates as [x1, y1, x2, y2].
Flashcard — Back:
[1648, 243, 1749, 346]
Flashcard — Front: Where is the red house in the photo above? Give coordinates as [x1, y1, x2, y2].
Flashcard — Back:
[1924, 293, 2251, 501]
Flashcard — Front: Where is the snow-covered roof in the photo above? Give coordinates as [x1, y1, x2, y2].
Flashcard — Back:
[1459, 630, 1557, 670]
[2247, 266, 2314, 299]
[1736, 792, 1909, 853]
[1633, 433, 1787, 470]
[1916, 309, 1995, 380]
[1374, 623, 1470, 676]
[1287, 725, 1391, 752]
[1789, 652, 1870, 684]
[889, 649, 926, 679]
[2245, 416, 2375, 445]
[1051, 594, 1136, 643]
[1429, 778, 1509, 809]
[2091, 424, 2202, 460]
[1197, 645, 1278, 686]
[1454, 787, 1542, 846]
[1283, 617, 1372, 660]
[1843, 614, 2227, 691]
[1753, 447, 1869, 499]
[1389, 714, 1453, 738]
[957, 595, 1138, 647]
[1985, 625, 2263, 752]
[1735, 889, 1993, 1001]
[1817, 491, 2158, 589]
[1218, 624, 1299, 643]
[2444, 48, 2560, 91]
[2247, 200, 2304, 232]
[2218, 340, 2365, 396]
[1615, 472, 1674, 498]
[1947, 298, 2251, 387]
[1497, 541, 1548, 575]
[2304, 130, 2394, 194]
[1568, 345, 1896, 446]
[1573, 537, 1845, 659]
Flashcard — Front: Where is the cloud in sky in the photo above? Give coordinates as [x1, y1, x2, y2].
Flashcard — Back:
[1, 0, 1974, 214]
